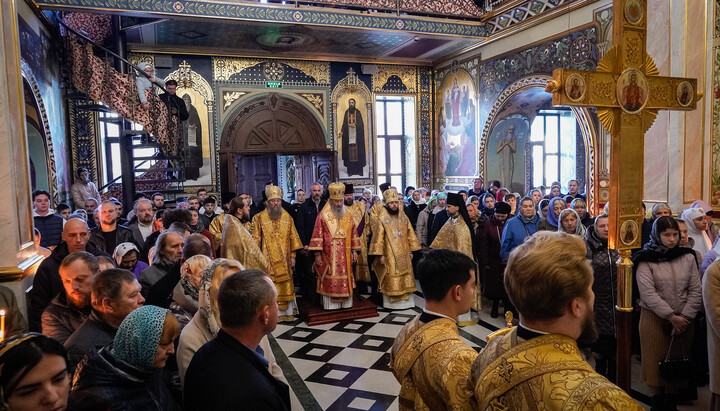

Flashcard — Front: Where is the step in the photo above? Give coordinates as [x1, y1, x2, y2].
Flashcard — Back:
[297, 295, 378, 326]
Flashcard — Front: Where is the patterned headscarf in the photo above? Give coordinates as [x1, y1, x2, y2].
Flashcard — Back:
[198, 258, 244, 337]
[112, 305, 169, 370]
[180, 255, 211, 301]
[112, 242, 140, 266]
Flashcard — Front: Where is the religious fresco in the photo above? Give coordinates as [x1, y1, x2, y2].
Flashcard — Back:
[486, 115, 529, 193]
[436, 69, 477, 177]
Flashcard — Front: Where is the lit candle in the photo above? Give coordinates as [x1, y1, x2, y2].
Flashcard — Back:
[0, 309, 5, 342]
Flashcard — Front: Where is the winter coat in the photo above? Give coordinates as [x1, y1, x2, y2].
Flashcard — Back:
[64, 310, 117, 376]
[404, 201, 427, 230]
[34, 214, 65, 248]
[500, 214, 540, 260]
[536, 218, 558, 232]
[585, 225, 620, 336]
[139, 259, 176, 298]
[295, 199, 326, 246]
[88, 224, 137, 254]
[71, 346, 178, 411]
[168, 282, 198, 331]
[637, 253, 703, 320]
[415, 206, 432, 247]
[704, 260, 720, 394]
[479, 216, 506, 300]
[135, 63, 166, 104]
[41, 292, 91, 345]
[70, 181, 101, 210]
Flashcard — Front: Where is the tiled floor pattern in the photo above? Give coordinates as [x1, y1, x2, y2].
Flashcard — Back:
[269, 288, 710, 410]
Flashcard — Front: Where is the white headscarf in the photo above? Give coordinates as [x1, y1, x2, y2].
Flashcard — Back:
[679, 207, 711, 257]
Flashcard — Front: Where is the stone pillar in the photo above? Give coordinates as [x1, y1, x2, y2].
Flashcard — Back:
[0, 0, 42, 316]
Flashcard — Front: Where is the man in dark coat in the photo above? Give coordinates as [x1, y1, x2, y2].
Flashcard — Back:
[184, 270, 290, 410]
[29, 219, 110, 331]
[159, 79, 189, 121]
[294, 183, 326, 299]
[339, 98, 366, 176]
[88, 200, 136, 254]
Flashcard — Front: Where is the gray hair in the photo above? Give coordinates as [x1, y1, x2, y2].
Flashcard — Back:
[133, 198, 152, 213]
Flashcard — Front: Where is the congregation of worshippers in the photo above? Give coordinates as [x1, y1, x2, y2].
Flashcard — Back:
[2, 176, 719, 411]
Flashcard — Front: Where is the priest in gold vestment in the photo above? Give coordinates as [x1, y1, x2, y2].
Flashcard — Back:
[471, 232, 642, 410]
[219, 196, 267, 271]
[369, 188, 421, 310]
[252, 185, 303, 322]
[309, 182, 361, 310]
[430, 192, 481, 324]
[210, 195, 253, 253]
[390, 249, 478, 410]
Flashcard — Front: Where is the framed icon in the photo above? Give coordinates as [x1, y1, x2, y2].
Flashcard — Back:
[565, 73, 586, 102]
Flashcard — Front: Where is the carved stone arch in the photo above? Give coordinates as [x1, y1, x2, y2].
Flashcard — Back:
[218, 92, 328, 194]
[481, 75, 598, 209]
[21, 60, 58, 205]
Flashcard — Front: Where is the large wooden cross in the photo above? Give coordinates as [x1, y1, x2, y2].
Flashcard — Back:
[545, 0, 702, 393]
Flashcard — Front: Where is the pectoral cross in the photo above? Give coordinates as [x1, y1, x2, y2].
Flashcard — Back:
[544, 0, 702, 393]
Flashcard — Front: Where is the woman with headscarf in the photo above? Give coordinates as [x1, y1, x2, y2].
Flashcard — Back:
[479, 192, 496, 219]
[113, 242, 149, 279]
[633, 216, 702, 410]
[544, 184, 562, 200]
[71, 305, 181, 410]
[537, 197, 565, 231]
[537, 198, 550, 220]
[478, 201, 512, 318]
[176, 259, 285, 387]
[169, 255, 211, 331]
[558, 208, 586, 238]
[0, 333, 72, 411]
[136, 62, 166, 111]
[691, 200, 717, 245]
[679, 207, 712, 258]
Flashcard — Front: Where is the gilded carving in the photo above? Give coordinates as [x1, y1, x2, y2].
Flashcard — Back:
[299, 93, 324, 115]
[625, 37, 640, 65]
[372, 65, 417, 93]
[128, 54, 154, 68]
[592, 80, 614, 102]
[283, 61, 330, 84]
[223, 91, 247, 110]
[214, 58, 263, 81]
[165, 62, 215, 107]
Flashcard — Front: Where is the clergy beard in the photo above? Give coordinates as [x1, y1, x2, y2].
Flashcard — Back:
[385, 205, 399, 215]
[576, 307, 599, 346]
[268, 205, 282, 220]
[331, 203, 346, 218]
[344, 198, 354, 207]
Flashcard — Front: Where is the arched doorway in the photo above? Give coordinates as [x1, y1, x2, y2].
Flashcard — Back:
[219, 93, 332, 199]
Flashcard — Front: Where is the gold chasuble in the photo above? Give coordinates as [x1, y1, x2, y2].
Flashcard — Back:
[347, 201, 371, 282]
[308, 203, 361, 299]
[471, 328, 643, 411]
[369, 206, 421, 305]
[251, 209, 303, 319]
[220, 214, 268, 271]
[390, 317, 478, 410]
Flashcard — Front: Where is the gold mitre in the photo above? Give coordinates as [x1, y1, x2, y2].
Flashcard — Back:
[383, 188, 400, 203]
[265, 185, 283, 201]
[328, 182, 345, 200]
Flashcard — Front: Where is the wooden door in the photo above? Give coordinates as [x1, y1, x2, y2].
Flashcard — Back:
[234, 155, 278, 205]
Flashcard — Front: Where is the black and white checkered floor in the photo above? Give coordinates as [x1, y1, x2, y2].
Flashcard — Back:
[268, 285, 710, 410]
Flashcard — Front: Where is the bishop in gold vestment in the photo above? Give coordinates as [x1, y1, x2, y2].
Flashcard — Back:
[369, 189, 421, 310]
[253, 186, 303, 322]
[471, 327, 643, 411]
[309, 182, 361, 310]
[390, 313, 478, 410]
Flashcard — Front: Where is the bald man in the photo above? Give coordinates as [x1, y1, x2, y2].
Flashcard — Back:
[29, 218, 111, 331]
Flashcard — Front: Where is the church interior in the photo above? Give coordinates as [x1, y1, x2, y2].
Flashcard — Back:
[1, 0, 719, 409]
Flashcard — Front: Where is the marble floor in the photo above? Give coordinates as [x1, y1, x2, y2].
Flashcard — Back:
[269, 285, 711, 410]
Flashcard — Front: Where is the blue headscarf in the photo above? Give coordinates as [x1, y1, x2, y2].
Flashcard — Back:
[545, 197, 566, 228]
[112, 305, 169, 370]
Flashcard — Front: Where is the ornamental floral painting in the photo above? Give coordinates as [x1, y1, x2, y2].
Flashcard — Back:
[436, 69, 477, 177]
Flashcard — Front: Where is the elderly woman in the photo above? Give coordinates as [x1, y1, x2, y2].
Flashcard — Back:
[680, 207, 712, 258]
[71, 305, 181, 410]
[136, 62, 165, 110]
[170, 255, 211, 330]
[415, 196, 437, 250]
[537, 197, 565, 231]
[113, 242, 149, 279]
[176, 259, 284, 386]
[0, 333, 71, 411]
[558, 208, 586, 238]
[634, 216, 702, 410]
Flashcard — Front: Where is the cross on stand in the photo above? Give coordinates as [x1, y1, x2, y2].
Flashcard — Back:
[544, 0, 702, 393]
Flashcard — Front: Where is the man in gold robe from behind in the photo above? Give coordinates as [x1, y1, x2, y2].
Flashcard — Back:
[390, 248, 478, 410]
[471, 231, 642, 410]
[252, 185, 303, 322]
[369, 188, 421, 310]
[219, 196, 267, 271]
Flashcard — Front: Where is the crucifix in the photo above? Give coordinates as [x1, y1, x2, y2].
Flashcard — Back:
[545, 0, 702, 393]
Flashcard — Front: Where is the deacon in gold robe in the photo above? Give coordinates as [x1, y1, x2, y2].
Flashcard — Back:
[430, 192, 481, 324]
[219, 196, 267, 271]
[471, 231, 642, 411]
[308, 182, 361, 310]
[369, 188, 421, 310]
[252, 185, 303, 322]
[390, 248, 478, 411]
[343, 184, 371, 283]
[209, 194, 253, 252]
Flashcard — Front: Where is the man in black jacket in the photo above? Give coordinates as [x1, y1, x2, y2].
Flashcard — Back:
[294, 183, 325, 299]
[29, 219, 110, 331]
[88, 201, 136, 254]
[184, 270, 290, 410]
[159, 80, 189, 121]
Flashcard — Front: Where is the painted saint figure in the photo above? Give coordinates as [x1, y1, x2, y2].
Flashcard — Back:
[339, 98, 366, 176]
[183, 94, 203, 180]
[621, 72, 644, 112]
[497, 124, 517, 187]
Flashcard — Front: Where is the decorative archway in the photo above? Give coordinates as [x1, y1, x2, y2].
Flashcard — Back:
[218, 92, 329, 194]
[480, 76, 599, 211]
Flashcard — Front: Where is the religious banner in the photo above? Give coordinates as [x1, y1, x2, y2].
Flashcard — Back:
[436, 69, 477, 177]
[332, 68, 374, 183]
